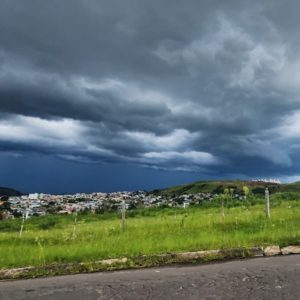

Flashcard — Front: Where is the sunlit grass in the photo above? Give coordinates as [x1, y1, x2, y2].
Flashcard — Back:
[1, 201, 300, 269]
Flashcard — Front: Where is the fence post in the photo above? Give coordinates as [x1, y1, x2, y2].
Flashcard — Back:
[19, 211, 25, 237]
[121, 200, 126, 231]
[72, 209, 78, 239]
[19, 206, 28, 237]
[265, 187, 270, 219]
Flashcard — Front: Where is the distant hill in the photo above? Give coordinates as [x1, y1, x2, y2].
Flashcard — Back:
[153, 180, 300, 196]
[0, 187, 22, 197]
[279, 181, 300, 192]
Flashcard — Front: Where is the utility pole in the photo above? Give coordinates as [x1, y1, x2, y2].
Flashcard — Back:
[121, 200, 126, 231]
[265, 187, 270, 219]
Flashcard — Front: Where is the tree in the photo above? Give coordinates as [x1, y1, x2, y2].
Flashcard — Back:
[242, 186, 250, 200]
[0, 196, 11, 212]
[221, 189, 230, 218]
[224, 188, 229, 196]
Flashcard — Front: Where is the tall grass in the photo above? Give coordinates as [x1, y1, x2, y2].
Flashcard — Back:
[0, 200, 300, 269]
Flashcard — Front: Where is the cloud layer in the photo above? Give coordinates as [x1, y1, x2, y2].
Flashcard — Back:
[1, 0, 300, 181]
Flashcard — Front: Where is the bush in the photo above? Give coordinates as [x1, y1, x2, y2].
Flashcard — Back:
[37, 219, 57, 230]
[270, 192, 300, 201]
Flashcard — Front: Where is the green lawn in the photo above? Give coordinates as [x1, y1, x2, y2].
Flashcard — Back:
[1, 201, 300, 269]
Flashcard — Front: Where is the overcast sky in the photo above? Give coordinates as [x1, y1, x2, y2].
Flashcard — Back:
[1, 0, 300, 193]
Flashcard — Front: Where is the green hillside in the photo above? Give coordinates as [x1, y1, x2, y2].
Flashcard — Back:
[279, 181, 300, 192]
[0, 187, 22, 197]
[154, 180, 299, 196]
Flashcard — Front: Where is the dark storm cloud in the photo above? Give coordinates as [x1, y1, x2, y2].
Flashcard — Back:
[1, 0, 300, 178]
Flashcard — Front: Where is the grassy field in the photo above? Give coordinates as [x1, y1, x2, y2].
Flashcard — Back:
[1, 199, 300, 269]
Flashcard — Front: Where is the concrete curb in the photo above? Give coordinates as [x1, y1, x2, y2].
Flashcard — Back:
[0, 245, 299, 280]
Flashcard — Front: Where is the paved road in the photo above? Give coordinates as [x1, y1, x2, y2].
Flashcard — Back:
[0, 255, 299, 300]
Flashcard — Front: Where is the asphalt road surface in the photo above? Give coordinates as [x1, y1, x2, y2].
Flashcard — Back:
[1, 255, 300, 300]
